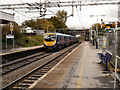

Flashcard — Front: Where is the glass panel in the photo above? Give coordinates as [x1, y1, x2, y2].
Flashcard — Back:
[44, 35, 56, 41]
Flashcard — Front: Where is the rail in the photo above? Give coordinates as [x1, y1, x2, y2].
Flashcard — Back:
[2, 43, 79, 89]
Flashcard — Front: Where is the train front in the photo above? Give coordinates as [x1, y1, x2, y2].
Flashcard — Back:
[43, 33, 57, 50]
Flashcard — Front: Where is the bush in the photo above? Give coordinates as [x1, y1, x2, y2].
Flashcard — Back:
[15, 35, 43, 47]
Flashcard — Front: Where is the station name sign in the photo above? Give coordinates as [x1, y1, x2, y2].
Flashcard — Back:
[6, 34, 14, 39]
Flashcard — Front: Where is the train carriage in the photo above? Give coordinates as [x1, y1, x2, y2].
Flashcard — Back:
[43, 32, 77, 50]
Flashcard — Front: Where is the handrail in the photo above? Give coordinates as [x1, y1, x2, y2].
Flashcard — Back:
[106, 50, 113, 55]
[114, 55, 120, 88]
[116, 55, 120, 60]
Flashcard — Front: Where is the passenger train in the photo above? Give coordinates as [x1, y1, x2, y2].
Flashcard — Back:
[43, 32, 77, 50]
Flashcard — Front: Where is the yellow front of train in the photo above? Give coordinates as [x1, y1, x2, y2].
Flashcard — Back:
[43, 33, 57, 49]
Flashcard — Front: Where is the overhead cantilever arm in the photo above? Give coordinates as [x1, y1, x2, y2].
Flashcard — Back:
[0, 1, 120, 10]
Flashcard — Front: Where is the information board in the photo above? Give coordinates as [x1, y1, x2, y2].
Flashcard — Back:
[6, 34, 14, 39]
[103, 37, 106, 48]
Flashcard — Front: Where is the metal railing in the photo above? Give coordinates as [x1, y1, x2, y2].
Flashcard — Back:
[104, 29, 120, 88]
[114, 55, 120, 88]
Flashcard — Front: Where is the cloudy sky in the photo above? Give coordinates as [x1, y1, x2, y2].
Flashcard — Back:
[0, 0, 119, 29]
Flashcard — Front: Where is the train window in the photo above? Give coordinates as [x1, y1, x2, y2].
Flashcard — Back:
[57, 36, 60, 41]
[68, 37, 70, 41]
[64, 36, 67, 41]
[60, 36, 62, 41]
[44, 35, 56, 41]
[69, 37, 71, 41]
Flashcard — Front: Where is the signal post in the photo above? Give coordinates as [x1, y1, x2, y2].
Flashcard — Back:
[6, 22, 15, 49]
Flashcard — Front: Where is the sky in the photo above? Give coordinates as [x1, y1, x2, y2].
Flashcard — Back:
[0, 0, 119, 29]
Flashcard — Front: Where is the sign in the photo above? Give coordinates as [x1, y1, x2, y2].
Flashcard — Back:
[118, 4, 120, 22]
[6, 34, 14, 39]
[106, 28, 114, 33]
[103, 37, 106, 48]
[10, 24, 13, 31]
[6, 34, 15, 49]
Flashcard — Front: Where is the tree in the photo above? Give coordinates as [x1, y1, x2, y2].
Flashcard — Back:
[22, 19, 35, 29]
[42, 20, 54, 32]
[49, 16, 62, 29]
[2, 24, 10, 39]
[35, 19, 45, 29]
[13, 23, 22, 39]
[22, 19, 55, 32]
[49, 16, 67, 33]
[49, 10, 68, 33]
[56, 10, 67, 23]
[21, 10, 68, 33]
[92, 23, 101, 31]
[117, 22, 120, 27]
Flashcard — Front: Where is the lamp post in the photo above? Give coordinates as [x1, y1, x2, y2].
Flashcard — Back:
[47, 25, 51, 32]
[90, 15, 105, 49]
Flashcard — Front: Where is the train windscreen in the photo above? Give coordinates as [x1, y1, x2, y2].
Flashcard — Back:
[44, 34, 56, 41]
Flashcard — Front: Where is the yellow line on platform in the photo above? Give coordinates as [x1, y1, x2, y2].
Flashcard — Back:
[77, 42, 87, 88]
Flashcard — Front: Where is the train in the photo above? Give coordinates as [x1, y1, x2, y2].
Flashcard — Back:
[43, 32, 77, 50]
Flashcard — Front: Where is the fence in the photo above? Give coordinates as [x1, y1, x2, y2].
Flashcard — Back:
[106, 30, 116, 65]
[105, 29, 120, 88]
[114, 55, 120, 88]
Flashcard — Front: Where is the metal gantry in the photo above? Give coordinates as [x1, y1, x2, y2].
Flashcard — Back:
[0, 0, 120, 11]
[0, 0, 119, 20]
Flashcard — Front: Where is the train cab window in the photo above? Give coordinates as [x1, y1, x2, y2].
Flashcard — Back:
[44, 34, 56, 41]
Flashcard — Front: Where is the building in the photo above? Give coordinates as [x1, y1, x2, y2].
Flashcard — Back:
[21, 27, 44, 35]
[0, 11, 14, 24]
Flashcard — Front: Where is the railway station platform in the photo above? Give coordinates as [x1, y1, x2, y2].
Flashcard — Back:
[29, 42, 117, 89]
[0, 45, 43, 55]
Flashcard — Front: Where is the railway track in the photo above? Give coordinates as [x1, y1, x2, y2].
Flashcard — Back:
[2, 43, 79, 90]
[2, 47, 44, 64]
[1, 52, 52, 75]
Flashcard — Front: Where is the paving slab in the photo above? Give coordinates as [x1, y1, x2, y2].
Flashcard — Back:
[30, 43, 84, 88]
[30, 42, 119, 89]
[60, 42, 115, 88]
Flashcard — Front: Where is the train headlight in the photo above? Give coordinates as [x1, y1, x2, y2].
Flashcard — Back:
[53, 42, 56, 45]
[44, 43, 47, 45]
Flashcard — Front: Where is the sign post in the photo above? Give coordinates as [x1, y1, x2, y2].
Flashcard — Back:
[6, 22, 15, 49]
[10, 23, 13, 35]
[95, 25, 98, 49]
[6, 34, 14, 49]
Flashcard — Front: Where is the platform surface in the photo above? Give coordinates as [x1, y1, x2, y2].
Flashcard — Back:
[29, 42, 116, 89]
[0, 45, 43, 55]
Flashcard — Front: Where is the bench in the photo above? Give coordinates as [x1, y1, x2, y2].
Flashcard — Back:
[98, 51, 112, 71]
